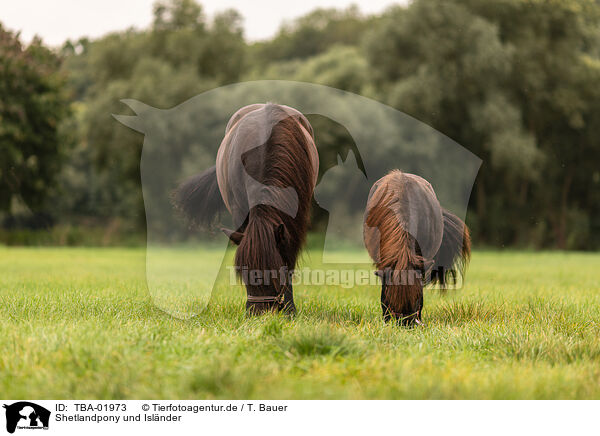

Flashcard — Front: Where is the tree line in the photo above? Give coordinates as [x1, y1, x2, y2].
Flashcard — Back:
[1, 0, 599, 249]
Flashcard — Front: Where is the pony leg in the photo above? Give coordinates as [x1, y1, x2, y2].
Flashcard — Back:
[381, 303, 392, 322]
[281, 283, 296, 316]
[381, 284, 392, 322]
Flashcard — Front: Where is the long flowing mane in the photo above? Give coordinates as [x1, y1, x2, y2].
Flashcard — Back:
[234, 109, 316, 297]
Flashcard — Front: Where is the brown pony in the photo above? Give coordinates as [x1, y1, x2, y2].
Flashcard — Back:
[174, 103, 318, 315]
[363, 170, 470, 326]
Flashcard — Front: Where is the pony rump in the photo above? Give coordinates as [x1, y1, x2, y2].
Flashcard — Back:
[430, 209, 471, 287]
[172, 165, 225, 228]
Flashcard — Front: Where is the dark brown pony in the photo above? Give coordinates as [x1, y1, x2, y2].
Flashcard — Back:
[174, 103, 318, 315]
[363, 170, 470, 326]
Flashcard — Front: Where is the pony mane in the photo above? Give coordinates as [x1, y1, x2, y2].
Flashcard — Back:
[235, 107, 316, 295]
[364, 182, 425, 311]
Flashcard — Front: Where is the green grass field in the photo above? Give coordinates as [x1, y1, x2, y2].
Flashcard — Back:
[1, 246, 599, 399]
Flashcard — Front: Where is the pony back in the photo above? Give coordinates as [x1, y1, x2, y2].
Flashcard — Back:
[363, 170, 443, 266]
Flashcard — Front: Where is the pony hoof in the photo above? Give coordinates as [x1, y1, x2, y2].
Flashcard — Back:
[282, 304, 297, 317]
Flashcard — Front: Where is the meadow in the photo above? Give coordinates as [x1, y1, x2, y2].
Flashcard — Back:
[0, 246, 599, 399]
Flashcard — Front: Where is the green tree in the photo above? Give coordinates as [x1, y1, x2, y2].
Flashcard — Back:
[251, 6, 376, 64]
[461, 0, 600, 248]
[153, 0, 205, 31]
[57, 0, 246, 229]
[0, 24, 70, 215]
[364, 0, 600, 248]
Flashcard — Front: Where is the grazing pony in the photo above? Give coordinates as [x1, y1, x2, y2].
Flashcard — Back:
[174, 103, 319, 315]
[363, 170, 470, 326]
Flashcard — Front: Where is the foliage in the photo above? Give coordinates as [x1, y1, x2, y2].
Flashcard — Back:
[2, 0, 600, 248]
[55, 0, 245, 228]
[364, 0, 600, 248]
[0, 25, 70, 215]
[250, 6, 377, 63]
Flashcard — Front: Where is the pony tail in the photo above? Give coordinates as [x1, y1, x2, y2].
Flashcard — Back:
[172, 165, 225, 227]
[430, 208, 471, 286]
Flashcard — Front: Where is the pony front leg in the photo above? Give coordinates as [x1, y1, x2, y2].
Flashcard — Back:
[380, 278, 394, 322]
[280, 283, 296, 316]
[381, 288, 392, 322]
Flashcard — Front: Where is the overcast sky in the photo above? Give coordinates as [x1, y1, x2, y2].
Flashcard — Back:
[0, 0, 403, 47]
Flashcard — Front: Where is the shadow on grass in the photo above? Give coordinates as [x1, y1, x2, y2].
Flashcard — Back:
[275, 327, 369, 358]
[188, 358, 257, 398]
